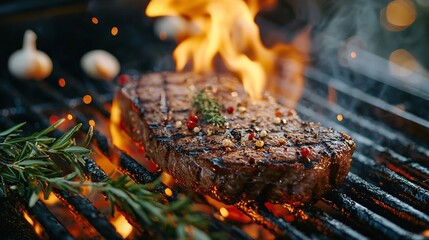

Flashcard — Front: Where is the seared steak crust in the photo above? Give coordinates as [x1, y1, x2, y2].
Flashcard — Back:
[117, 72, 355, 205]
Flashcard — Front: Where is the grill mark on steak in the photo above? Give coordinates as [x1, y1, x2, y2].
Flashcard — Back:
[117, 72, 355, 206]
[160, 73, 169, 116]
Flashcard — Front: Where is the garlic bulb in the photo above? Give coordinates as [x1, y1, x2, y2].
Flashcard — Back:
[8, 30, 53, 80]
[81, 50, 120, 81]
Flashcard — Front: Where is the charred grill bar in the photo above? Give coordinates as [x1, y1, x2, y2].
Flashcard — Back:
[1, 1, 429, 239]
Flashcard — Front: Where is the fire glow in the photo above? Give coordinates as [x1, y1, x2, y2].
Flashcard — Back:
[23, 211, 43, 237]
[146, 0, 305, 101]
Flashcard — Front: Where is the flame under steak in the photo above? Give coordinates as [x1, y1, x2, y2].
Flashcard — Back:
[117, 72, 355, 206]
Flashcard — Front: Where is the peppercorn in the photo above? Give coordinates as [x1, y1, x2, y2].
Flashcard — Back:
[301, 147, 310, 158]
[189, 114, 199, 123]
[249, 132, 255, 140]
[175, 121, 183, 128]
[187, 120, 196, 130]
[255, 140, 264, 148]
[275, 109, 283, 117]
[222, 139, 233, 147]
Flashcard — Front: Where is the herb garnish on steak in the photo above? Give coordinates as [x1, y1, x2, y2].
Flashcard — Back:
[117, 72, 355, 206]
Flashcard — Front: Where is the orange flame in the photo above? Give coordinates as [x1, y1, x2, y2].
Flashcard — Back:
[112, 214, 133, 238]
[23, 211, 44, 237]
[40, 192, 60, 205]
[146, 0, 305, 101]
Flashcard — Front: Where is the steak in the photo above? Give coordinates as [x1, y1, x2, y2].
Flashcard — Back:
[117, 72, 355, 206]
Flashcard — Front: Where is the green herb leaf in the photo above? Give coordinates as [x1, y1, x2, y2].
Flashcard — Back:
[192, 91, 226, 127]
[51, 123, 82, 149]
[82, 126, 93, 148]
[0, 122, 26, 137]
[33, 119, 65, 137]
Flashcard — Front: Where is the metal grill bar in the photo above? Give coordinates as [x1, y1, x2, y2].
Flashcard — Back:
[343, 173, 429, 230]
[300, 207, 367, 240]
[234, 200, 310, 240]
[352, 152, 429, 212]
[81, 157, 152, 235]
[25, 199, 74, 240]
[323, 192, 417, 240]
[53, 190, 123, 240]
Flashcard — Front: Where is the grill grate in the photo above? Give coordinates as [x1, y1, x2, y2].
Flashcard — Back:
[1, 64, 429, 239]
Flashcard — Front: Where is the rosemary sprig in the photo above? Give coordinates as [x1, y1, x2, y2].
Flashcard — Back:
[0, 119, 90, 206]
[0, 120, 212, 239]
[192, 91, 226, 127]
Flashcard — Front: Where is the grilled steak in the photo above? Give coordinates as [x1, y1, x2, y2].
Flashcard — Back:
[117, 72, 355, 206]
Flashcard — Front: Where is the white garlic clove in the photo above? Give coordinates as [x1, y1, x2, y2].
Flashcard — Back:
[81, 50, 120, 81]
[154, 16, 200, 41]
[8, 30, 53, 80]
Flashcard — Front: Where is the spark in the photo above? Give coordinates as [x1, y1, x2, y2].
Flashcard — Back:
[58, 78, 66, 87]
[111, 27, 119, 36]
[83, 95, 92, 104]
[91, 17, 99, 25]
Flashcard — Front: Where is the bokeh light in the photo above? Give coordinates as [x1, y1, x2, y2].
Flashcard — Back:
[380, 0, 416, 32]
[389, 49, 417, 77]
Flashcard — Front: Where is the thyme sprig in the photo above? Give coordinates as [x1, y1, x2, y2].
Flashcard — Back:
[0, 120, 212, 239]
[192, 90, 226, 127]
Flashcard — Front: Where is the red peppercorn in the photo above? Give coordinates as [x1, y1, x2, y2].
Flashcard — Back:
[275, 109, 284, 117]
[249, 132, 255, 140]
[226, 106, 234, 114]
[189, 114, 199, 123]
[300, 147, 310, 158]
[186, 120, 196, 130]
